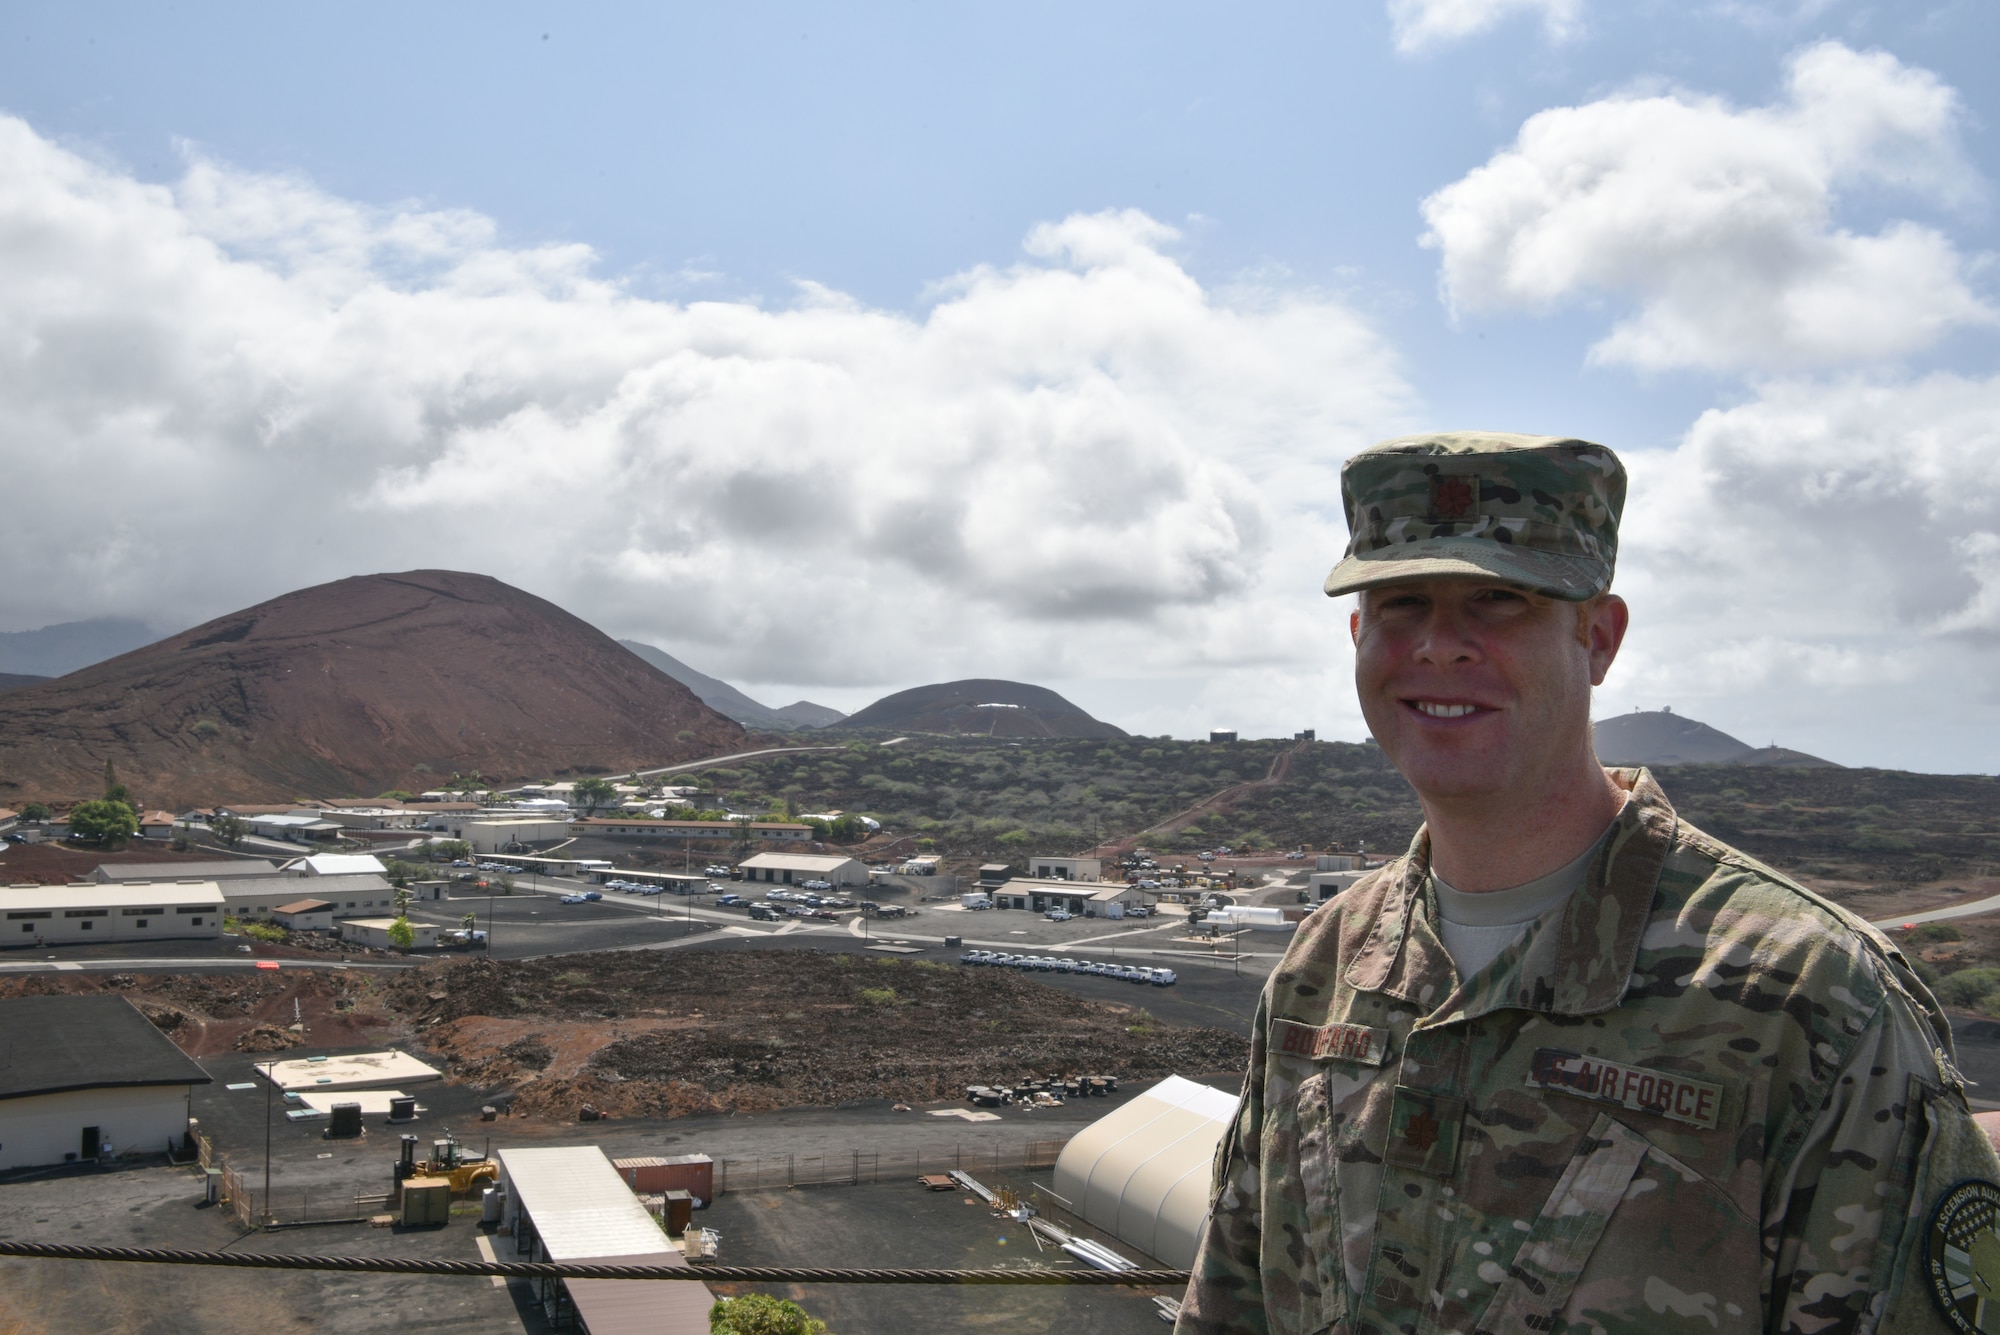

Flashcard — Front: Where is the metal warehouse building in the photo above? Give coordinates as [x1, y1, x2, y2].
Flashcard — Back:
[1051, 1074, 1241, 1269]
[0, 995, 212, 1171]
[735, 852, 868, 887]
[0, 882, 224, 946]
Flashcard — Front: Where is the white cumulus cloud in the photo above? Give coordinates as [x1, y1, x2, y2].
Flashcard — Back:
[0, 117, 1410, 718]
[1421, 42, 1993, 371]
[1599, 370, 2000, 765]
[1388, 0, 1584, 52]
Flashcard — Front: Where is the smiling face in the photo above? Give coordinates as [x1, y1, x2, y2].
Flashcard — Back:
[1350, 578, 1627, 809]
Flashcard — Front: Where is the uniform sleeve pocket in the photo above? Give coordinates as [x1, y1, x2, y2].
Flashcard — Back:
[1474, 1113, 1651, 1335]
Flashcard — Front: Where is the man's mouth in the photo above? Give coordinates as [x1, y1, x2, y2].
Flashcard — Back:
[1408, 700, 1485, 718]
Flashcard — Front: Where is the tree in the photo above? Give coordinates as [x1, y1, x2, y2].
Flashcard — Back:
[68, 799, 138, 847]
[19, 802, 51, 822]
[572, 777, 618, 814]
[461, 911, 478, 931]
[497, 873, 515, 896]
[211, 814, 247, 847]
[377, 790, 416, 802]
[387, 917, 416, 950]
[393, 885, 413, 916]
[709, 1294, 825, 1335]
[102, 759, 132, 809]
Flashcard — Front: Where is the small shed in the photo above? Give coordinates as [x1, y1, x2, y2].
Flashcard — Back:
[339, 917, 440, 950]
[271, 898, 334, 931]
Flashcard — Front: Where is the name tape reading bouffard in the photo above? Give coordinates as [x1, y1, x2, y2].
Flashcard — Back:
[1271, 1019, 1388, 1067]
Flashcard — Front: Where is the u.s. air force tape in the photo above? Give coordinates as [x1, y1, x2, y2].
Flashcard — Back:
[1526, 1049, 1725, 1131]
[1270, 1019, 1387, 1066]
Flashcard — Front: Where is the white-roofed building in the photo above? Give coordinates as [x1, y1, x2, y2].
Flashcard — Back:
[735, 852, 867, 887]
[497, 1145, 712, 1334]
[245, 812, 344, 842]
[0, 882, 224, 946]
[293, 852, 387, 877]
[1051, 1074, 1241, 1269]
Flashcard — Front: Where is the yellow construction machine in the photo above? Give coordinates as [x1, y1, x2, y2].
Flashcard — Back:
[395, 1133, 498, 1195]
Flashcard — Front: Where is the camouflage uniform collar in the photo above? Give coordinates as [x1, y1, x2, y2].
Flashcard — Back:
[1343, 768, 1674, 1019]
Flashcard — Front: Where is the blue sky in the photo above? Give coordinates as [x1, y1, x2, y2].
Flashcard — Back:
[0, 1, 1996, 769]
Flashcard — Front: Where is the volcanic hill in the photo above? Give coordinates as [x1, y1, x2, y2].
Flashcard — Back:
[0, 570, 744, 807]
[833, 678, 1126, 739]
[1593, 708, 1835, 768]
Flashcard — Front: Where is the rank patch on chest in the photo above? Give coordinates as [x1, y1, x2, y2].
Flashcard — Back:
[1271, 1018, 1388, 1066]
[1526, 1049, 1725, 1131]
[1384, 1086, 1464, 1177]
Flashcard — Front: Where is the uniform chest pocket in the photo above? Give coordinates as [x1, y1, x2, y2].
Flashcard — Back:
[1475, 1113, 1758, 1335]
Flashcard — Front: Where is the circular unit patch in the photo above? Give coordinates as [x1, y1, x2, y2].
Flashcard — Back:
[1928, 1179, 2000, 1333]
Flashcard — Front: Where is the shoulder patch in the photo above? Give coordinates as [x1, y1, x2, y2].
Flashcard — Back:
[1926, 1178, 2000, 1333]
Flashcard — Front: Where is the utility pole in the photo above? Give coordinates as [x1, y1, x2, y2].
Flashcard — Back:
[262, 1061, 274, 1224]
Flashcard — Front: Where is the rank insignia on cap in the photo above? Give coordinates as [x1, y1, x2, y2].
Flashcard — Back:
[1427, 473, 1477, 523]
[1927, 1179, 2000, 1333]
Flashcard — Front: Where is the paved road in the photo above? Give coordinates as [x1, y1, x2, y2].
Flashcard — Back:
[1870, 893, 2000, 929]
[495, 743, 848, 793]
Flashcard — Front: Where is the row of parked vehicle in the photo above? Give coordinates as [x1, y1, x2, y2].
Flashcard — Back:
[960, 950, 1176, 985]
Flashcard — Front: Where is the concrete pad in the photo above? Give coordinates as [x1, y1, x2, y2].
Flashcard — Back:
[257, 1050, 441, 1091]
[298, 1090, 414, 1115]
[929, 1108, 1002, 1122]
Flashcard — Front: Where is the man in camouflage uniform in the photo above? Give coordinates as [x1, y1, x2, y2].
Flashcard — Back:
[1177, 432, 2000, 1335]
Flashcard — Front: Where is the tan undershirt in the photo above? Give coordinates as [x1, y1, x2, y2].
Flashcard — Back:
[1429, 824, 1613, 979]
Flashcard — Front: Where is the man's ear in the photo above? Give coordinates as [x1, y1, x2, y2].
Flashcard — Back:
[1349, 607, 1361, 645]
[1587, 595, 1630, 686]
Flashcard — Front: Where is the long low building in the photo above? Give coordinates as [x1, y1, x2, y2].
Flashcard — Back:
[218, 874, 428, 921]
[736, 852, 868, 887]
[988, 877, 1151, 917]
[0, 995, 213, 1170]
[90, 859, 281, 883]
[572, 818, 813, 842]
[1, 882, 224, 946]
[498, 1145, 712, 1335]
[455, 818, 575, 854]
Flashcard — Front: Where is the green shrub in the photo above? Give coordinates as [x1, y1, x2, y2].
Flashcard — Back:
[225, 917, 286, 943]
[1935, 968, 2000, 1009]
[858, 987, 897, 1006]
[710, 1293, 825, 1335]
[1910, 923, 1963, 943]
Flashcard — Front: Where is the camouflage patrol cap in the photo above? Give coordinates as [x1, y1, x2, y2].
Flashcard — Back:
[1323, 431, 1626, 602]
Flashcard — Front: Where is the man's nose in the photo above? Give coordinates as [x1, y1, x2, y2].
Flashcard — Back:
[1411, 608, 1481, 665]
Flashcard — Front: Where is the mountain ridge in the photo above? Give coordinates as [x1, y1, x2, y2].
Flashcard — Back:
[617, 640, 846, 731]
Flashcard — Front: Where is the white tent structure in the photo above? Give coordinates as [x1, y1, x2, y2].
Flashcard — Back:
[1051, 1074, 1240, 1268]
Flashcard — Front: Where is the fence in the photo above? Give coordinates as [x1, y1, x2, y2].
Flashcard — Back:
[714, 1138, 1068, 1195]
[215, 1163, 393, 1230]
